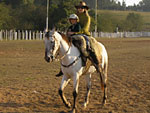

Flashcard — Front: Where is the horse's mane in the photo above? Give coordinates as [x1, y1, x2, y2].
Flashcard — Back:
[58, 32, 71, 46]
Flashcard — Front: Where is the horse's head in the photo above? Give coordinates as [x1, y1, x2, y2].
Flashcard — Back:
[44, 29, 60, 62]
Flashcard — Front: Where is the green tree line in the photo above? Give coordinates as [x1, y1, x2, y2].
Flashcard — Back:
[84, 0, 150, 12]
[0, 0, 145, 32]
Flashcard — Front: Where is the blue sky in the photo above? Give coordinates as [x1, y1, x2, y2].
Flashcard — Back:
[117, 0, 142, 6]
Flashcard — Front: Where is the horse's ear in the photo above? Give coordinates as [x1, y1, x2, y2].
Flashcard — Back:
[52, 27, 56, 32]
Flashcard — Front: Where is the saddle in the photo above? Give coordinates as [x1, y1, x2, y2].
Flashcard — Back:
[71, 34, 91, 50]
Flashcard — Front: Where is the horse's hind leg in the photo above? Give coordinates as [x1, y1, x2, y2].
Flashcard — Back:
[95, 63, 107, 105]
[59, 75, 71, 108]
[101, 65, 108, 105]
[102, 73, 107, 105]
[84, 74, 91, 108]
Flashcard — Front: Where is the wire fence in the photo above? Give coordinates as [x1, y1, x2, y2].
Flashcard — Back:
[0, 30, 150, 41]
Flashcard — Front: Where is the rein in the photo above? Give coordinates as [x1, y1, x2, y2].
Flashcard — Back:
[59, 43, 71, 60]
[58, 32, 81, 68]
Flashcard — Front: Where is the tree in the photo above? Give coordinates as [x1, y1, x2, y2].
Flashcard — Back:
[140, 0, 150, 11]
[0, 3, 14, 29]
[0, 0, 34, 8]
[123, 13, 143, 31]
[49, 0, 78, 30]
[97, 13, 114, 32]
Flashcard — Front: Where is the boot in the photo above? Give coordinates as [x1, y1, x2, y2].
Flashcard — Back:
[88, 50, 100, 72]
[80, 47, 89, 66]
[81, 55, 87, 66]
[56, 70, 63, 77]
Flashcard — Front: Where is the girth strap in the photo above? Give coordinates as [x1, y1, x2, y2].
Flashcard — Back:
[61, 55, 81, 68]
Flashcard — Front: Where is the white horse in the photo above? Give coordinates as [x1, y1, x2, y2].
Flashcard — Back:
[44, 30, 108, 113]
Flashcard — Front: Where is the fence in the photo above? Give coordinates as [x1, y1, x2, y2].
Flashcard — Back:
[91, 32, 150, 38]
[0, 30, 44, 41]
[0, 30, 150, 41]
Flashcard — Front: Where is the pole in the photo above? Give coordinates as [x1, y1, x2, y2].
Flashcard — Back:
[46, 0, 49, 32]
[95, 0, 97, 37]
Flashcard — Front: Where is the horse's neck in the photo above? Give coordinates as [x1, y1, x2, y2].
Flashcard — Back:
[59, 38, 70, 56]
[59, 36, 80, 61]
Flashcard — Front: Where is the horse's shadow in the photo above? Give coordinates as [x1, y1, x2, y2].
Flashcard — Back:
[59, 111, 66, 113]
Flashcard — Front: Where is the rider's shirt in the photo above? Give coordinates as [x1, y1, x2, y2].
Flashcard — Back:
[76, 11, 91, 36]
[67, 22, 81, 33]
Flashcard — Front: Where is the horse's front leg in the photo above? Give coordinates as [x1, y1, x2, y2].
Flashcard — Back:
[59, 75, 71, 108]
[84, 74, 91, 108]
[71, 74, 80, 113]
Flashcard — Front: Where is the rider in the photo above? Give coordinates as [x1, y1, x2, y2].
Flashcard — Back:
[67, 14, 81, 37]
[72, 1, 91, 60]
[72, 1, 100, 68]
[56, 1, 100, 77]
[75, 1, 90, 36]
[56, 14, 81, 77]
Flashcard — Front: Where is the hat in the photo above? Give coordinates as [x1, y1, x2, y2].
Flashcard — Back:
[75, 1, 89, 10]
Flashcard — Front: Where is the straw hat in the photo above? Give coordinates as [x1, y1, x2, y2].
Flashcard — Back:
[75, 1, 89, 10]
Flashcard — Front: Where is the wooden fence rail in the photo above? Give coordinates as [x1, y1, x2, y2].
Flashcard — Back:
[0, 30, 150, 41]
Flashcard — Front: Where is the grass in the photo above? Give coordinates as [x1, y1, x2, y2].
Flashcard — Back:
[98, 10, 150, 31]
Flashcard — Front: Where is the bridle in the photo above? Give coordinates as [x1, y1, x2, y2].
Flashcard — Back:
[47, 31, 81, 68]
[59, 44, 71, 60]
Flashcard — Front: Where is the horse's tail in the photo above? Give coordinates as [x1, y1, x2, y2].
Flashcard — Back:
[97, 42, 108, 91]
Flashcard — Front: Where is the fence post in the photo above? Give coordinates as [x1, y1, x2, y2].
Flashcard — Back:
[14, 30, 17, 40]
[40, 31, 42, 40]
[33, 31, 35, 40]
[18, 30, 21, 40]
[0, 30, 2, 41]
[22, 30, 25, 40]
[36, 31, 39, 40]
[5, 30, 8, 40]
[43, 31, 45, 40]
[25, 30, 28, 40]
[29, 30, 32, 40]
[10, 30, 13, 40]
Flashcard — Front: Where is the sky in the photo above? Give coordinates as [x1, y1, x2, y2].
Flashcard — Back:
[117, 0, 142, 6]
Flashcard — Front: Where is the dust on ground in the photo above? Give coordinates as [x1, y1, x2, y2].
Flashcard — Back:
[0, 38, 150, 112]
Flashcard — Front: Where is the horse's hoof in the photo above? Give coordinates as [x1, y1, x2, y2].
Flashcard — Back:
[84, 102, 87, 108]
[102, 100, 106, 106]
[83, 102, 89, 108]
[69, 108, 76, 113]
[66, 102, 71, 108]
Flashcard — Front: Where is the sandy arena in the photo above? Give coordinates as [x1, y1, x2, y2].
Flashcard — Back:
[0, 38, 150, 112]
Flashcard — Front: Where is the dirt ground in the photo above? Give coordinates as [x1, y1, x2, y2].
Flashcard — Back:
[0, 38, 150, 113]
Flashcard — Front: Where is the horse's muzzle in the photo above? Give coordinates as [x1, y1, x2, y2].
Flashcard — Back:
[45, 51, 51, 62]
[45, 55, 50, 62]
[44, 53, 54, 63]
